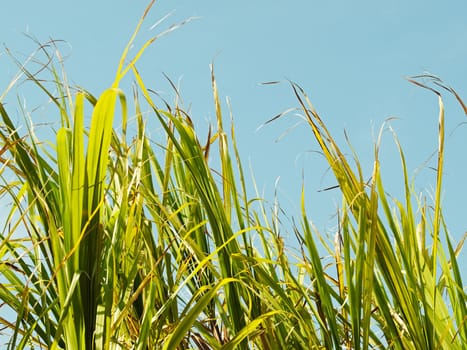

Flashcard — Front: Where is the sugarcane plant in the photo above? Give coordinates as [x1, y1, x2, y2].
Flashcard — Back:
[0, 1, 466, 349]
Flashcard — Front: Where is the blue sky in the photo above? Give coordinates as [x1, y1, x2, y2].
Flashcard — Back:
[2, 0, 467, 275]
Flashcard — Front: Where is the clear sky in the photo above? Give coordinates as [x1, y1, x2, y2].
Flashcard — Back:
[1, 1, 467, 275]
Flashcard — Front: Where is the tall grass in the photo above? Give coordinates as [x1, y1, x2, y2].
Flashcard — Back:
[0, 2, 466, 349]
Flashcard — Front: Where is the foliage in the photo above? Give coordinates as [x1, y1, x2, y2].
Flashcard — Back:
[0, 2, 466, 349]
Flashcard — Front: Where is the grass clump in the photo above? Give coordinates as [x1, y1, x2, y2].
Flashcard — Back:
[0, 2, 466, 349]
